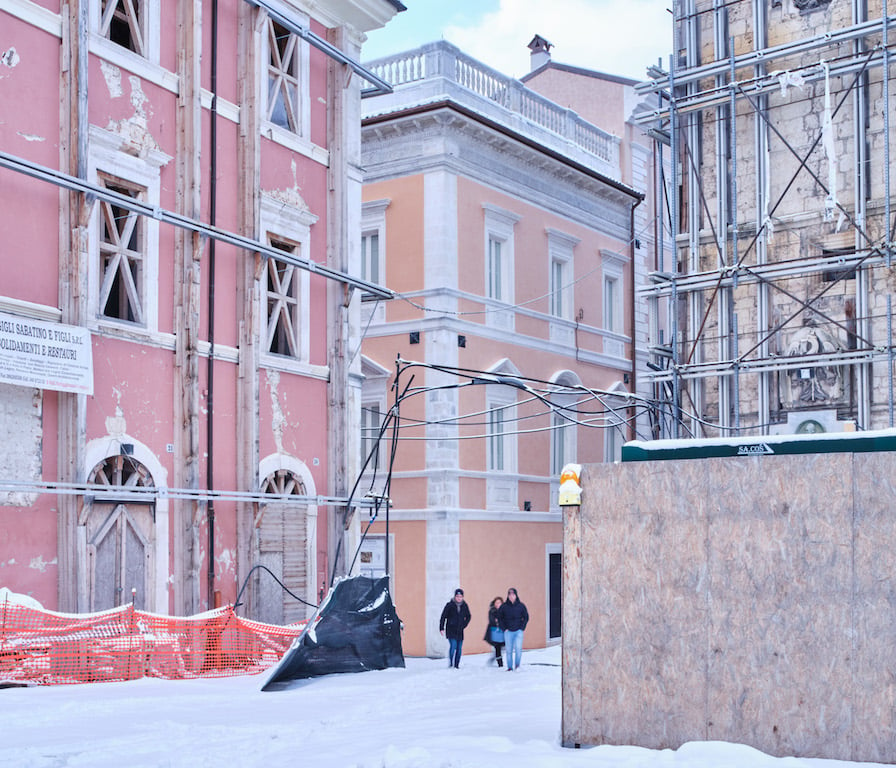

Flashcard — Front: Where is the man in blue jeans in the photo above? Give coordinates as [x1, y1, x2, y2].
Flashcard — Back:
[497, 587, 529, 671]
[439, 588, 471, 668]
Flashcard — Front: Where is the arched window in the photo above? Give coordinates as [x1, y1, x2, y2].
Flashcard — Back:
[603, 381, 629, 463]
[549, 371, 581, 476]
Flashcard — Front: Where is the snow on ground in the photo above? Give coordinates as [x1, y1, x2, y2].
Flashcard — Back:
[0, 644, 889, 768]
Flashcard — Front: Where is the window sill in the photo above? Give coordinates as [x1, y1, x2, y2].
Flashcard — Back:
[259, 354, 329, 381]
[90, 35, 178, 95]
[260, 122, 329, 167]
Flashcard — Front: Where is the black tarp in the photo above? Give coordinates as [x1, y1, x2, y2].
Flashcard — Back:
[261, 575, 404, 690]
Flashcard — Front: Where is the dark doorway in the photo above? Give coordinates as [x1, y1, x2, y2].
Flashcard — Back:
[548, 551, 562, 639]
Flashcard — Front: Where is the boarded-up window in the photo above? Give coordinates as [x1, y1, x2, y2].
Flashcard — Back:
[0, 383, 42, 506]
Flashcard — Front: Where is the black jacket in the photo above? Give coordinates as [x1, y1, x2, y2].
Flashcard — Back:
[484, 605, 504, 644]
[439, 599, 471, 640]
[497, 598, 529, 632]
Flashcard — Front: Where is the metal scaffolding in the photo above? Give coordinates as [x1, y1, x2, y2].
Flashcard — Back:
[636, 0, 896, 438]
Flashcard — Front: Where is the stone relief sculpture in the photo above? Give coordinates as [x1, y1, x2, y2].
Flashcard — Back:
[793, 0, 833, 11]
[780, 323, 845, 407]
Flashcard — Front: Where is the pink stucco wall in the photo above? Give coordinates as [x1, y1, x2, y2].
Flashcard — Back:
[0, 0, 365, 616]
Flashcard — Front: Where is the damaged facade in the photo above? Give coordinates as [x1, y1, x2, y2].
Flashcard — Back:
[638, 0, 896, 437]
[0, 0, 402, 618]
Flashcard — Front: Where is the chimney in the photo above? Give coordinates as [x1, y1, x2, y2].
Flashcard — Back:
[527, 34, 552, 72]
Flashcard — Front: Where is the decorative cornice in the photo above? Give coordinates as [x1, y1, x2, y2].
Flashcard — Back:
[362, 107, 634, 239]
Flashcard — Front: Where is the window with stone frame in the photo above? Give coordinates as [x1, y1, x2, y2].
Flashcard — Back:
[487, 236, 505, 302]
[266, 239, 301, 358]
[550, 404, 577, 476]
[361, 356, 391, 484]
[488, 405, 507, 471]
[603, 274, 619, 332]
[485, 363, 520, 510]
[360, 200, 389, 326]
[361, 401, 384, 469]
[361, 231, 381, 285]
[547, 229, 577, 321]
[550, 258, 565, 317]
[266, 18, 303, 134]
[601, 249, 628, 336]
[483, 204, 520, 317]
[99, 0, 146, 56]
[98, 176, 145, 325]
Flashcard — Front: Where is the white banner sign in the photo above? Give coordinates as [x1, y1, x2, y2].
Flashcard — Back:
[0, 311, 94, 395]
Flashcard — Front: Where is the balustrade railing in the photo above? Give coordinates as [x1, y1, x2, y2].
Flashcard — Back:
[365, 42, 618, 166]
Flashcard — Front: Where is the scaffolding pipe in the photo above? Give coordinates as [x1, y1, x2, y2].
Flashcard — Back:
[635, 15, 896, 98]
[0, 150, 395, 300]
[638, 46, 895, 120]
[733, 312, 740, 432]
[645, 346, 890, 382]
[727, 38, 739, 435]
[729, 38, 739, 288]
[669, 49, 681, 439]
[885, 0, 892, 265]
[889, 295, 894, 426]
[753, 0, 770, 433]
[246, 0, 394, 96]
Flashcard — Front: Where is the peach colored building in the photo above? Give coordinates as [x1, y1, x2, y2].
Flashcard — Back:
[358, 42, 645, 658]
[0, 0, 401, 619]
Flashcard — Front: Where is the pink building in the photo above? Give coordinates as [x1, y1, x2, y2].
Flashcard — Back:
[0, 0, 402, 620]
[358, 42, 646, 658]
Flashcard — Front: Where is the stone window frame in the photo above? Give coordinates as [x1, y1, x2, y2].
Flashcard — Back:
[483, 204, 521, 326]
[485, 359, 521, 510]
[87, 125, 167, 338]
[265, 238, 303, 358]
[260, 9, 312, 144]
[549, 371, 580, 476]
[258, 194, 318, 372]
[486, 373, 518, 474]
[601, 249, 628, 334]
[360, 356, 391, 476]
[90, 0, 161, 68]
[602, 381, 629, 463]
[360, 199, 390, 326]
[547, 228, 579, 321]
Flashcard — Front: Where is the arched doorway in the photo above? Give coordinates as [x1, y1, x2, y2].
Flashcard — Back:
[254, 468, 311, 625]
[80, 454, 155, 612]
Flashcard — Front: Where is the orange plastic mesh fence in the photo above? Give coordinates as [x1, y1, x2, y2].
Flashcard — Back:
[0, 598, 306, 686]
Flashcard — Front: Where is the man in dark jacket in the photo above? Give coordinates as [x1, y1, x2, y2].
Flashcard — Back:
[497, 587, 529, 671]
[439, 588, 471, 668]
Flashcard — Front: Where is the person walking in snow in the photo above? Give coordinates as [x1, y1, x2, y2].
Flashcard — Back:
[439, 587, 471, 668]
[497, 587, 528, 671]
[484, 596, 505, 667]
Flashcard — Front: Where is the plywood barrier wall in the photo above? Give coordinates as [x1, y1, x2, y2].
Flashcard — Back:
[561, 453, 896, 763]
